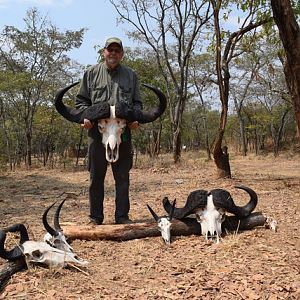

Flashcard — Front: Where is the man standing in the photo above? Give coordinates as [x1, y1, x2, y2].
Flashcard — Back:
[76, 37, 142, 225]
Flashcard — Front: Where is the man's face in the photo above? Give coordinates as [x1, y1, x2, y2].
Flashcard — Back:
[103, 43, 123, 69]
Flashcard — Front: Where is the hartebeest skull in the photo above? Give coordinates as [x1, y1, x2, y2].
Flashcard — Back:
[43, 199, 73, 253]
[163, 185, 258, 243]
[147, 200, 176, 245]
[55, 82, 167, 163]
[0, 224, 88, 268]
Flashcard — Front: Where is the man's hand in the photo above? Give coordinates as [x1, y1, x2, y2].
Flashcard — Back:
[128, 121, 139, 130]
[81, 118, 93, 129]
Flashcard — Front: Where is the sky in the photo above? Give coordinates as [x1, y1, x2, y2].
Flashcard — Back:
[0, 0, 134, 65]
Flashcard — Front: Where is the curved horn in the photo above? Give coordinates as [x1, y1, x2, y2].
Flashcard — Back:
[55, 82, 110, 123]
[42, 202, 59, 237]
[136, 84, 167, 124]
[169, 199, 176, 220]
[0, 224, 29, 261]
[147, 204, 159, 221]
[233, 185, 258, 217]
[54, 199, 66, 232]
[211, 185, 258, 219]
[163, 190, 208, 219]
[55, 81, 81, 123]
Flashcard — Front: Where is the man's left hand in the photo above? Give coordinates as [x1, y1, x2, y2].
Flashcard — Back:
[128, 121, 139, 130]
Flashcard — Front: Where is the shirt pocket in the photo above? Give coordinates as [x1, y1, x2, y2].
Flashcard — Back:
[91, 84, 107, 104]
[119, 86, 132, 105]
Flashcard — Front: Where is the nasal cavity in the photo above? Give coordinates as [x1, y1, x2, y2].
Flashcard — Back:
[107, 145, 118, 162]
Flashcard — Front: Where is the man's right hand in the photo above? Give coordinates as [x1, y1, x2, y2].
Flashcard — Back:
[81, 118, 93, 129]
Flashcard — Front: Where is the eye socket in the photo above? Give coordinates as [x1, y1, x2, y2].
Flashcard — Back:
[196, 214, 205, 222]
[98, 124, 105, 131]
[31, 249, 43, 259]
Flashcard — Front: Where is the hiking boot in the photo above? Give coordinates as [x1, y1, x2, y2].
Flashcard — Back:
[88, 217, 103, 225]
[115, 217, 133, 224]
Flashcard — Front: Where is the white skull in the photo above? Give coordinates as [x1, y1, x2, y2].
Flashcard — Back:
[44, 231, 74, 253]
[147, 201, 176, 245]
[195, 195, 226, 243]
[157, 217, 172, 245]
[22, 241, 88, 268]
[97, 106, 127, 163]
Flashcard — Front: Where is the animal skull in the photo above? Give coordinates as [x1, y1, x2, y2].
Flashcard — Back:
[97, 106, 127, 163]
[157, 217, 172, 245]
[163, 185, 258, 243]
[0, 223, 88, 269]
[195, 194, 226, 243]
[21, 240, 88, 268]
[147, 200, 176, 245]
[43, 199, 73, 253]
[55, 82, 167, 163]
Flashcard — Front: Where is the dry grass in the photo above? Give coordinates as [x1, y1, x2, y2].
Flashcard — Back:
[0, 152, 300, 299]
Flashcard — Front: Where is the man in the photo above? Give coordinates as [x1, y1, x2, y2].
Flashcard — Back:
[75, 37, 142, 225]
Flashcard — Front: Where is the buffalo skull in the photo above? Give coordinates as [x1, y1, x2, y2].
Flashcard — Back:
[163, 185, 258, 243]
[55, 82, 167, 163]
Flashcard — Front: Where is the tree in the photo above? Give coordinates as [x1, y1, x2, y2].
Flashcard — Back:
[110, 0, 212, 163]
[270, 0, 300, 142]
[0, 8, 85, 166]
[209, 0, 271, 178]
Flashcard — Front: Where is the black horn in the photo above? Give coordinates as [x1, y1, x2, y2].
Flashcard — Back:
[169, 199, 176, 220]
[147, 204, 159, 221]
[211, 185, 258, 219]
[137, 84, 167, 124]
[163, 189, 208, 219]
[54, 199, 66, 232]
[115, 84, 167, 123]
[55, 82, 110, 123]
[43, 202, 59, 237]
[0, 224, 29, 261]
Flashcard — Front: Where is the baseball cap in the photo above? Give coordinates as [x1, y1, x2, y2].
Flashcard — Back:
[104, 37, 123, 50]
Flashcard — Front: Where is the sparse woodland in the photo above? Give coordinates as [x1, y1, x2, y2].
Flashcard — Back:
[0, 2, 300, 298]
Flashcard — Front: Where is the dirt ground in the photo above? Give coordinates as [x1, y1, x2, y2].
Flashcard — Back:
[0, 152, 299, 299]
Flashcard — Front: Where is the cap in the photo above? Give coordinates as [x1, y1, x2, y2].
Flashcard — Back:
[104, 37, 123, 49]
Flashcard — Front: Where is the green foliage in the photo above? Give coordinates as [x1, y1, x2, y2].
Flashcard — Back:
[0, 7, 86, 167]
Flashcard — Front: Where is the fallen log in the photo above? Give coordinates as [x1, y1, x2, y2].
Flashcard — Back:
[63, 212, 267, 241]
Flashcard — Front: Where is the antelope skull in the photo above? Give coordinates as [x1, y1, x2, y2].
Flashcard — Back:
[163, 185, 258, 243]
[0, 224, 88, 268]
[55, 82, 167, 163]
[43, 199, 73, 253]
[147, 200, 176, 245]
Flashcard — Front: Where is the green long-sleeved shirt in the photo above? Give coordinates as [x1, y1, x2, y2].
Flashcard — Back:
[75, 62, 142, 112]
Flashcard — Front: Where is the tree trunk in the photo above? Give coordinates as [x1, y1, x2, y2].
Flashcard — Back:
[203, 116, 212, 160]
[26, 131, 32, 167]
[172, 128, 182, 163]
[63, 212, 266, 241]
[213, 129, 231, 178]
[271, 0, 300, 143]
[76, 127, 84, 166]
